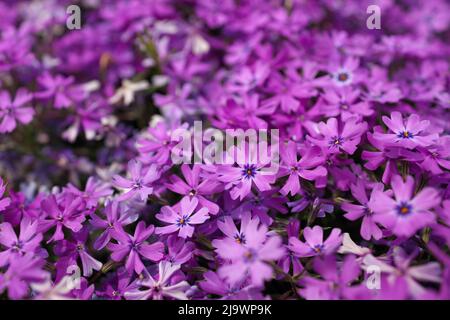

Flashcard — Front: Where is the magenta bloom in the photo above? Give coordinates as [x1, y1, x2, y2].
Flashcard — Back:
[90, 200, 138, 250]
[40, 195, 87, 242]
[308, 117, 367, 155]
[125, 261, 190, 300]
[0, 253, 48, 300]
[342, 181, 385, 241]
[0, 218, 43, 267]
[214, 234, 285, 287]
[107, 221, 164, 274]
[373, 112, 438, 149]
[0, 89, 35, 133]
[35, 73, 85, 109]
[370, 175, 439, 238]
[112, 160, 160, 202]
[279, 142, 327, 196]
[216, 212, 261, 245]
[166, 165, 220, 214]
[54, 228, 102, 277]
[65, 177, 112, 209]
[218, 152, 277, 201]
[155, 196, 210, 238]
[213, 217, 285, 286]
[288, 226, 343, 257]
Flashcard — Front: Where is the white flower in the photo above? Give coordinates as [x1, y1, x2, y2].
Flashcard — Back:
[109, 80, 150, 106]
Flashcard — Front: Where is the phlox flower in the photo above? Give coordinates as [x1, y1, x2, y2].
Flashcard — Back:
[307, 117, 367, 155]
[279, 142, 327, 196]
[0, 253, 48, 299]
[54, 228, 103, 277]
[166, 164, 220, 214]
[373, 112, 438, 149]
[370, 175, 440, 238]
[341, 180, 386, 241]
[40, 194, 87, 243]
[112, 160, 160, 202]
[213, 223, 285, 287]
[155, 196, 210, 238]
[0, 218, 43, 267]
[288, 226, 343, 258]
[0, 89, 35, 133]
[90, 200, 138, 250]
[125, 261, 190, 300]
[107, 221, 164, 274]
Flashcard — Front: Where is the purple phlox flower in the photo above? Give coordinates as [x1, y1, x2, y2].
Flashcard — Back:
[0, 177, 10, 212]
[165, 235, 195, 265]
[233, 189, 288, 226]
[373, 112, 439, 150]
[136, 120, 187, 166]
[90, 200, 138, 250]
[298, 255, 368, 300]
[0, 218, 43, 267]
[227, 62, 270, 93]
[216, 212, 262, 247]
[0, 89, 35, 133]
[279, 220, 304, 276]
[0, 26, 36, 72]
[261, 73, 312, 113]
[363, 66, 403, 103]
[288, 225, 343, 258]
[112, 160, 160, 202]
[329, 57, 360, 87]
[0, 253, 48, 300]
[222, 94, 276, 130]
[107, 221, 164, 274]
[40, 194, 87, 243]
[418, 136, 450, 175]
[65, 177, 113, 209]
[362, 247, 441, 298]
[96, 267, 135, 300]
[62, 94, 108, 142]
[307, 117, 367, 155]
[155, 196, 210, 238]
[279, 141, 327, 196]
[124, 261, 190, 300]
[54, 228, 103, 277]
[362, 127, 424, 184]
[166, 164, 220, 214]
[320, 87, 373, 120]
[35, 72, 86, 109]
[213, 227, 285, 287]
[342, 180, 387, 241]
[217, 146, 277, 201]
[199, 270, 263, 300]
[370, 175, 440, 238]
[0, 191, 42, 226]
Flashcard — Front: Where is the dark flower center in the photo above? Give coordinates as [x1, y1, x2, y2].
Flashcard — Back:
[397, 130, 414, 139]
[337, 72, 349, 82]
[234, 233, 246, 244]
[313, 244, 324, 253]
[396, 202, 413, 216]
[244, 249, 257, 262]
[329, 136, 344, 148]
[133, 179, 143, 189]
[242, 164, 257, 179]
[177, 215, 190, 227]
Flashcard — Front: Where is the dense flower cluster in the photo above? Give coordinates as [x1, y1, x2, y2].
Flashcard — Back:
[0, 0, 449, 300]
